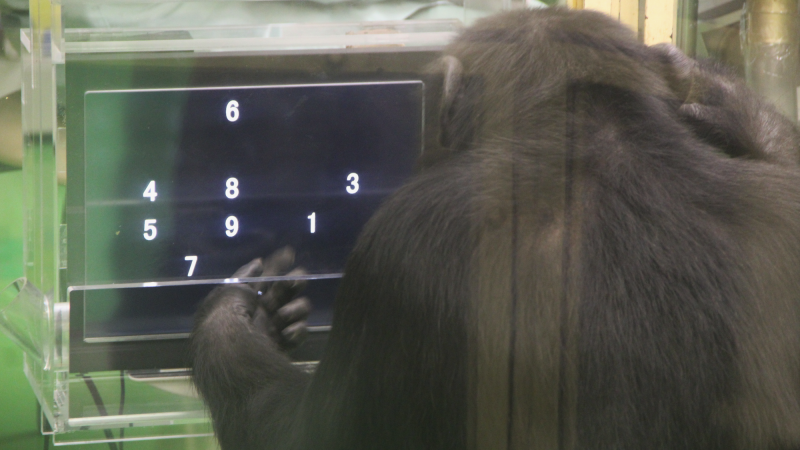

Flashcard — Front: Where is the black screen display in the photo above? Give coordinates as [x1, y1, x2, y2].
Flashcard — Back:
[84, 81, 423, 285]
[80, 81, 423, 340]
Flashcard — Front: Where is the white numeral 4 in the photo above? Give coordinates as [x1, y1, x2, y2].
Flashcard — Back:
[143, 180, 157, 202]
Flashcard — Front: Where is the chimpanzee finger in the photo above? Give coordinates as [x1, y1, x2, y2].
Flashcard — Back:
[261, 279, 307, 314]
[250, 246, 296, 293]
[260, 268, 308, 313]
[273, 296, 311, 330]
[231, 257, 264, 279]
[280, 321, 308, 349]
[263, 246, 296, 273]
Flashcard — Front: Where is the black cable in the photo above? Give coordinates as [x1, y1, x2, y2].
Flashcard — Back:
[118, 370, 125, 450]
[37, 401, 49, 450]
[81, 374, 119, 450]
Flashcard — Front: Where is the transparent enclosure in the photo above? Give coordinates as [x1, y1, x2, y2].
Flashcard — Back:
[12, 0, 513, 444]
[7, 0, 799, 446]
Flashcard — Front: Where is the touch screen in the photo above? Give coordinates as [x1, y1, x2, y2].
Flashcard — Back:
[83, 81, 423, 284]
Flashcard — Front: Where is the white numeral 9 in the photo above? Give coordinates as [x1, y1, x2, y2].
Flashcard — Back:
[144, 219, 157, 240]
[346, 173, 359, 194]
[225, 216, 239, 237]
[226, 100, 239, 122]
[226, 177, 240, 199]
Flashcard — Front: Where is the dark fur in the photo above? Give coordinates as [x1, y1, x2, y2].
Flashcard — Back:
[191, 8, 800, 449]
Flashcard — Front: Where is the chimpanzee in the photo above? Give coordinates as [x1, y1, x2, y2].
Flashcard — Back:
[190, 7, 800, 450]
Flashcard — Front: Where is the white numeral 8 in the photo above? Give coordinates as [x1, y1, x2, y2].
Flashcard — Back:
[226, 177, 240, 199]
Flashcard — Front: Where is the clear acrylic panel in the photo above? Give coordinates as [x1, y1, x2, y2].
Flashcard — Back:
[14, 0, 799, 445]
[19, 0, 515, 443]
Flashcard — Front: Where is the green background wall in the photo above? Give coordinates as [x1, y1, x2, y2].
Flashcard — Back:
[0, 169, 217, 450]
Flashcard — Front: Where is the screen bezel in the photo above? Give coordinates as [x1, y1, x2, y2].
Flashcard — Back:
[66, 48, 444, 373]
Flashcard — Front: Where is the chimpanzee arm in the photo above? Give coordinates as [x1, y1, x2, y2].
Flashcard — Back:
[191, 252, 311, 449]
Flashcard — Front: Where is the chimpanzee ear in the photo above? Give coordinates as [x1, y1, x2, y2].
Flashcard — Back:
[438, 55, 464, 149]
[649, 43, 694, 104]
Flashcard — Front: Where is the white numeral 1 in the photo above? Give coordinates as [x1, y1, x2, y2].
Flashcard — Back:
[185, 256, 198, 277]
[308, 212, 316, 234]
[143, 180, 158, 202]
[143, 219, 157, 240]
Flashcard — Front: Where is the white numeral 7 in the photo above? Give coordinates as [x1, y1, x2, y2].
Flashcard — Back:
[185, 255, 198, 277]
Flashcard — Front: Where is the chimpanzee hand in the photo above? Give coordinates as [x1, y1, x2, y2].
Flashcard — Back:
[651, 42, 800, 164]
[246, 248, 311, 350]
[195, 247, 311, 352]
